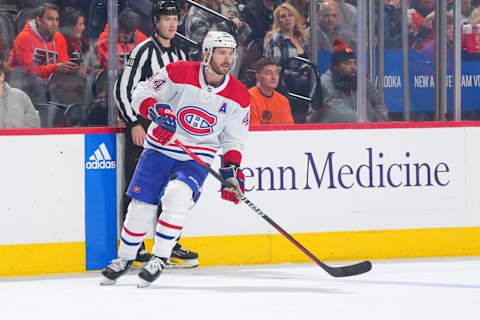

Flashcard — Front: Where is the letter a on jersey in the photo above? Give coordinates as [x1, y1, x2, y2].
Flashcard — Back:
[178, 106, 217, 136]
[153, 79, 166, 91]
[218, 102, 227, 113]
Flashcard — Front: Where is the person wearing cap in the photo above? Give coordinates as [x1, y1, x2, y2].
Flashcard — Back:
[306, 37, 389, 123]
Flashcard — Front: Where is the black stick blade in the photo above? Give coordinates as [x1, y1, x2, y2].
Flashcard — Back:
[324, 260, 372, 277]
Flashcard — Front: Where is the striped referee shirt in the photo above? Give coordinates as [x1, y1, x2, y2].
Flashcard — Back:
[115, 35, 187, 126]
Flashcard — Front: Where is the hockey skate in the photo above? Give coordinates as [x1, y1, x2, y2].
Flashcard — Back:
[100, 258, 134, 286]
[167, 243, 199, 268]
[135, 242, 152, 263]
[137, 255, 167, 288]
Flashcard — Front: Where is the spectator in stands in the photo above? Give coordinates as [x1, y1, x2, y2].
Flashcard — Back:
[8, 2, 79, 81]
[313, 0, 356, 52]
[0, 25, 7, 61]
[334, 0, 357, 34]
[306, 38, 389, 124]
[422, 13, 454, 69]
[184, 0, 250, 64]
[86, 0, 158, 39]
[238, 0, 276, 86]
[287, 0, 310, 27]
[468, 0, 480, 24]
[409, 0, 436, 49]
[264, 2, 310, 123]
[249, 57, 293, 125]
[59, 6, 106, 113]
[97, 10, 148, 69]
[59, 7, 86, 71]
[378, 0, 436, 50]
[0, 61, 40, 128]
[264, 2, 309, 67]
[458, 0, 473, 24]
[410, 0, 435, 30]
[86, 0, 127, 39]
[220, 0, 241, 19]
[241, 0, 276, 46]
[128, 0, 157, 35]
[381, 0, 402, 49]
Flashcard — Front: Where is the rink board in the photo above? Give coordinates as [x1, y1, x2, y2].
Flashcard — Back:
[0, 128, 125, 276]
[1, 123, 480, 276]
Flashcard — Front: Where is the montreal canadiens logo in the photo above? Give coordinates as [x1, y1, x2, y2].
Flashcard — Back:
[178, 106, 217, 135]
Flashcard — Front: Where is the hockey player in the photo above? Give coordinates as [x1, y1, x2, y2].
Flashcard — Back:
[115, 0, 199, 268]
[101, 30, 250, 287]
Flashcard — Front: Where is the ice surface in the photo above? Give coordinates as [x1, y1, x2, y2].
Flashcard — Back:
[1, 257, 479, 320]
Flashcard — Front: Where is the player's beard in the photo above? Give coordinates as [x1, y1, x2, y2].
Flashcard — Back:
[209, 59, 231, 76]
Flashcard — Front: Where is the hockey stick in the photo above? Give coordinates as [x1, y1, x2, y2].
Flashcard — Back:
[173, 139, 372, 277]
[175, 32, 199, 47]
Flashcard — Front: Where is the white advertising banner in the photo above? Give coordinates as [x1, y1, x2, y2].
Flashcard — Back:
[0, 127, 473, 245]
[465, 127, 480, 223]
[0, 135, 85, 245]
[186, 127, 467, 236]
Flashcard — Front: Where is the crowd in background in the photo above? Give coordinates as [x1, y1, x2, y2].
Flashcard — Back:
[0, 0, 478, 129]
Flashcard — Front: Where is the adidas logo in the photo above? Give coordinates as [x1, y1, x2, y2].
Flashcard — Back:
[85, 143, 116, 170]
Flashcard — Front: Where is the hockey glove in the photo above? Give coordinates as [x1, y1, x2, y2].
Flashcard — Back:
[219, 167, 245, 204]
[148, 103, 177, 145]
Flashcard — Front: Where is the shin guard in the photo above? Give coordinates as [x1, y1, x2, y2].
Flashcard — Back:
[152, 180, 194, 258]
[118, 199, 157, 260]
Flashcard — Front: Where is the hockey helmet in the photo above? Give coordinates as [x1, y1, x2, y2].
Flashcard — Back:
[151, 0, 180, 24]
[202, 31, 237, 59]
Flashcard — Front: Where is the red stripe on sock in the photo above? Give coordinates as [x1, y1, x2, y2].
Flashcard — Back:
[157, 219, 183, 230]
[123, 226, 147, 237]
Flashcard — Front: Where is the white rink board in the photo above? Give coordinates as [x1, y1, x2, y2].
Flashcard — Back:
[0, 126, 478, 247]
[185, 127, 471, 237]
[0, 135, 85, 245]
[465, 127, 480, 220]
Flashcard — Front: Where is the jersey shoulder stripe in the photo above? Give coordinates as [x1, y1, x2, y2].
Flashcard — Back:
[218, 75, 250, 109]
[166, 61, 201, 88]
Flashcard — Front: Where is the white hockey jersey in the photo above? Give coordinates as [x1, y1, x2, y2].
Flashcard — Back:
[131, 61, 250, 165]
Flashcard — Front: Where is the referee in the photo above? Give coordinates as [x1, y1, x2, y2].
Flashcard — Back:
[115, 0, 199, 268]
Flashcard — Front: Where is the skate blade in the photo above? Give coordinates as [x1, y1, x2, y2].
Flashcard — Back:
[137, 278, 151, 288]
[166, 258, 199, 269]
[100, 276, 117, 286]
